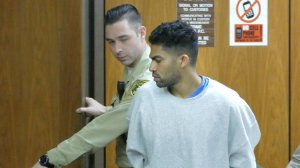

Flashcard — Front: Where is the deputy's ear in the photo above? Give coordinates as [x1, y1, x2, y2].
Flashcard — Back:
[139, 26, 146, 38]
[177, 54, 190, 68]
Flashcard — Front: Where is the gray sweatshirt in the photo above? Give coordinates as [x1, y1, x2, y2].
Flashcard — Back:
[127, 79, 260, 168]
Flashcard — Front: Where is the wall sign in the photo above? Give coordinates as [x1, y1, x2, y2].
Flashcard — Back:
[230, 0, 268, 46]
[177, 0, 215, 47]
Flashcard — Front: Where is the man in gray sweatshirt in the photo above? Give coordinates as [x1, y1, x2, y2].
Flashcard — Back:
[126, 20, 261, 168]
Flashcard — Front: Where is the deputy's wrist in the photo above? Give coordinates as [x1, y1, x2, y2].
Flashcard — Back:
[39, 154, 54, 168]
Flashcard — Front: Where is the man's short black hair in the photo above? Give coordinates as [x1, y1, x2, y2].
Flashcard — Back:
[149, 20, 199, 66]
[105, 4, 142, 28]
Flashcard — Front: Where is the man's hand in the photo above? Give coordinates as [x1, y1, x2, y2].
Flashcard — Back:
[32, 162, 46, 168]
[76, 97, 107, 116]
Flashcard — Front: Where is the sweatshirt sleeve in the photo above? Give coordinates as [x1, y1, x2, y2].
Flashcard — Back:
[47, 96, 132, 167]
[228, 99, 260, 168]
[126, 91, 146, 168]
[287, 145, 300, 168]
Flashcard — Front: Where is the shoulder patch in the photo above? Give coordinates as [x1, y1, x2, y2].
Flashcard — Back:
[129, 80, 148, 95]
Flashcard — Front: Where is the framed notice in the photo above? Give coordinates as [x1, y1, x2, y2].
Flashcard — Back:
[177, 0, 214, 47]
[230, 0, 268, 46]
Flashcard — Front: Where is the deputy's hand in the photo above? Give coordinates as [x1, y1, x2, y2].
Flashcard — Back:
[32, 162, 46, 168]
[76, 97, 106, 116]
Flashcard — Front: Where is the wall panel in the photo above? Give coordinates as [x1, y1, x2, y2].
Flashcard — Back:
[0, 0, 82, 167]
[291, 0, 300, 156]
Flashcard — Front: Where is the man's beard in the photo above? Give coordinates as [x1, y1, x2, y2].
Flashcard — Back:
[155, 72, 181, 88]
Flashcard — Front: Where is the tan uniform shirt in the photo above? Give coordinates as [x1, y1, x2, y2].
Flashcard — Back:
[47, 46, 152, 168]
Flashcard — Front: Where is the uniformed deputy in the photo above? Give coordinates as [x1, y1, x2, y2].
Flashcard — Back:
[32, 4, 152, 168]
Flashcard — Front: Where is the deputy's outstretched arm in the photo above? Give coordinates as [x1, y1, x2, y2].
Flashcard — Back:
[36, 96, 132, 168]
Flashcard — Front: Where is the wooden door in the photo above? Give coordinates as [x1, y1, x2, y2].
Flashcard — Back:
[105, 0, 290, 167]
[0, 0, 82, 167]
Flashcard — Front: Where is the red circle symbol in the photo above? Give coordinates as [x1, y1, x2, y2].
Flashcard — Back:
[236, 0, 261, 23]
